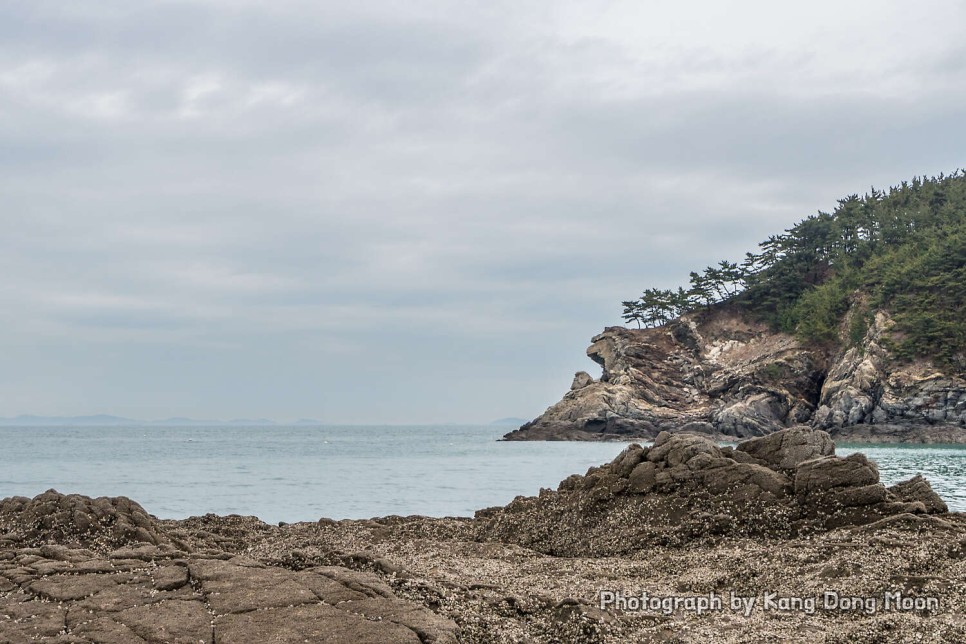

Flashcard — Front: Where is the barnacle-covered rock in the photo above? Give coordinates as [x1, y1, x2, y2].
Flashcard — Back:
[0, 489, 174, 551]
[478, 428, 949, 555]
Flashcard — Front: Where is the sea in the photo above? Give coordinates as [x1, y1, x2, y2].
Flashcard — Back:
[0, 425, 963, 524]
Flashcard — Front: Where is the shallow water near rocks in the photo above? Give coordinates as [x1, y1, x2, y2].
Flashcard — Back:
[837, 442, 966, 511]
[0, 426, 963, 523]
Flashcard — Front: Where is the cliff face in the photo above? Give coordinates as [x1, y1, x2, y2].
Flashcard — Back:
[814, 312, 966, 442]
[504, 308, 966, 442]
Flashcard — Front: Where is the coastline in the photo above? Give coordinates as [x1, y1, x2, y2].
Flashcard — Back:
[828, 424, 966, 444]
[3, 428, 965, 643]
[503, 424, 966, 445]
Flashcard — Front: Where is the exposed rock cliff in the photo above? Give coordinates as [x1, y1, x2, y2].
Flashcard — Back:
[505, 308, 966, 442]
[505, 308, 825, 441]
[815, 311, 966, 442]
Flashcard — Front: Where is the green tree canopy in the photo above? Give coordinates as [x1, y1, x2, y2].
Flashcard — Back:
[620, 170, 966, 372]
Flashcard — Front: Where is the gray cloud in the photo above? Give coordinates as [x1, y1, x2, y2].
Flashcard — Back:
[1, 1, 964, 422]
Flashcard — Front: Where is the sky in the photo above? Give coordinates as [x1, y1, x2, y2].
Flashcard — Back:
[2, 1, 965, 424]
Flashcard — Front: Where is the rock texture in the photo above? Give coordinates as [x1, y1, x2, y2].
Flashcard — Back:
[1, 437, 963, 644]
[0, 492, 459, 644]
[815, 311, 966, 441]
[505, 308, 966, 442]
[0, 490, 175, 551]
[479, 428, 948, 556]
[505, 308, 825, 441]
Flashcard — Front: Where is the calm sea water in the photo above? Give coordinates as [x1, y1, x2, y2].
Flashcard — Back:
[837, 443, 966, 511]
[0, 426, 962, 523]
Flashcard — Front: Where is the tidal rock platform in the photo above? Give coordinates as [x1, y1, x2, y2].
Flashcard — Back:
[2, 429, 964, 643]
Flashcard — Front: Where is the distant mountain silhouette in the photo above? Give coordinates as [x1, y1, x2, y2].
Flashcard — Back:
[0, 414, 136, 426]
[0, 415, 282, 427]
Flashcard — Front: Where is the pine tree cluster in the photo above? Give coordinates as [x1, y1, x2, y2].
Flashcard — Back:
[622, 171, 966, 371]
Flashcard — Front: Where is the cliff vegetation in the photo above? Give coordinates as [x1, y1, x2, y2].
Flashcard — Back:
[622, 171, 966, 371]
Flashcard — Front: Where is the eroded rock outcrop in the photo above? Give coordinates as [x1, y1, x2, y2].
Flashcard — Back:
[505, 308, 966, 442]
[0, 490, 174, 551]
[478, 428, 948, 556]
[504, 308, 825, 441]
[815, 312, 966, 441]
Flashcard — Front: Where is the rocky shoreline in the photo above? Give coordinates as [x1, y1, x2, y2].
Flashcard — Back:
[2, 428, 965, 643]
[505, 309, 966, 443]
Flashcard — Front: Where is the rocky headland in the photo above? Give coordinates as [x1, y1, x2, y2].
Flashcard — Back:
[2, 428, 964, 643]
[504, 308, 966, 443]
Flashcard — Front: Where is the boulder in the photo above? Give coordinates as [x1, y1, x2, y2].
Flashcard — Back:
[737, 426, 835, 473]
[889, 475, 949, 514]
[794, 453, 879, 494]
[646, 431, 719, 466]
[0, 490, 174, 551]
[570, 371, 595, 390]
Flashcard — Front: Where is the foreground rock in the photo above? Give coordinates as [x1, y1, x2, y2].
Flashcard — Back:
[0, 494, 459, 644]
[479, 428, 948, 555]
[1, 433, 963, 643]
[505, 308, 966, 442]
[0, 490, 176, 551]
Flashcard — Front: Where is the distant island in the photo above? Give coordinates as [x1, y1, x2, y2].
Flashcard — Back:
[0, 416, 513, 427]
[0, 415, 322, 427]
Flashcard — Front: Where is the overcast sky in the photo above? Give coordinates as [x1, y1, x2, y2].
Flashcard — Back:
[2, 1, 965, 423]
